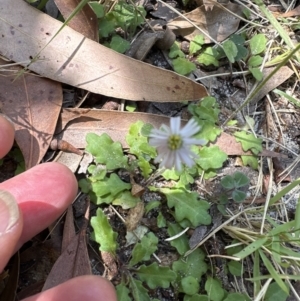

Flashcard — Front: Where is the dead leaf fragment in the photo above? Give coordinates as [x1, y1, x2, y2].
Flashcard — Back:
[168, 2, 243, 42]
[42, 203, 91, 291]
[0, 59, 62, 169]
[126, 201, 144, 231]
[277, 5, 300, 17]
[0, 0, 208, 102]
[54, 0, 99, 41]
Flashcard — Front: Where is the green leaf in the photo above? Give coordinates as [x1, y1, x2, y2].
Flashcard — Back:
[113, 2, 146, 35]
[264, 282, 289, 301]
[228, 261, 243, 276]
[116, 283, 131, 301]
[89, 2, 104, 18]
[169, 42, 185, 58]
[107, 173, 131, 196]
[241, 155, 258, 169]
[248, 55, 263, 67]
[112, 191, 140, 209]
[129, 232, 158, 266]
[137, 156, 153, 178]
[78, 178, 91, 193]
[250, 34, 267, 55]
[161, 188, 211, 227]
[205, 277, 225, 301]
[190, 96, 220, 123]
[110, 35, 130, 53]
[184, 295, 209, 301]
[250, 67, 263, 81]
[223, 293, 251, 301]
[232, 172, 250, 188]
[172, 57, 196, 75]
[126, 121, 156, 158]
[259, 250, 288, 294]
[229, 34, 248, 61]
[87, 164, 106, 181]
[181, 276, 200, 295]
[220, 175, 235, 190]
[172, 249, 208, 291]
[178, 167, 196, 186]
[197, 47, 219, 67]
[129, 277, 150, 301]
[167, 223, 189, 255]
[145, 201, 160, 214]
[126, 101, 137, 112]
[157, 212, 166, 228]
[223, 40, 238, 63]
[98, 14, 116, 37]
[189, 35, 205, 54]
[162, 169, 180, 181]
[234, 131, 263, 155]
[232, 190, 247, 203]
[90, 173, 131, 204]
[91, 208, 118, 254]
[197, 146, 227, 170]
[86, 133, 128, 170]
[135, 262, 176, 289]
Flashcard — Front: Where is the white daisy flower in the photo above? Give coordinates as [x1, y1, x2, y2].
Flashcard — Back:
[149, 117, 206, 171]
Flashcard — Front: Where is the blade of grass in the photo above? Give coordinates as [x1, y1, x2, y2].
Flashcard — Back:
[254, 0, 300, 61]
[253, 250, 261, 297]
[222, 43, 300, 125]
[233, 237, 268, 259]
[273, 88, 300, 107]
[269, 178, 300, 206]
[258, 249, 289, 294]
[22, 0, 90, 74]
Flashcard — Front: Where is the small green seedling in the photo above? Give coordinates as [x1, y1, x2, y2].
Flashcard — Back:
[218, 172, 250, 213]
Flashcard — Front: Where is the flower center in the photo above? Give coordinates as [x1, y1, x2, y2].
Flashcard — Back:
[168, 134, 183, 150]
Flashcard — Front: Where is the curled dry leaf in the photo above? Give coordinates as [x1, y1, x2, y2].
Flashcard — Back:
[168, 1, 243, 43]
[0, 0, 207, 102]
[0, 59, 62, 169]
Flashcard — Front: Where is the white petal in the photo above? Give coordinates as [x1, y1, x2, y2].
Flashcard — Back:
[174, 152, 182, 171]
[183, 137, 206, 146]
[180, 119, 200, 137]
[170, 117, 181, 135]
[149, 137, 168, 147]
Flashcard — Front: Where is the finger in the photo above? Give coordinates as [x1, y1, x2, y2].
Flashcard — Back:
[0, 162, 77, 250]
[22, 275, 117, 301]
[0, 114, 15, 158]
[0, 190, 23, 272]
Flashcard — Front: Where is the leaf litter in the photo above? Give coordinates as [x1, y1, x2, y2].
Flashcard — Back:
[1, 0, 300, 300]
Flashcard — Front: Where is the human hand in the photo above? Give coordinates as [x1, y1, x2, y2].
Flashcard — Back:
[0, 115, 117, 301]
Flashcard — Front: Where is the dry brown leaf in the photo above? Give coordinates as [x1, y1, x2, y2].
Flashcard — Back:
[54, 108, 176, 148]
[0, 0, 207, 102]
[126, 201, 144, 231]
[168, 2, 243, 43]
[55, 109, 286, 159]
[215, 132, 286, 158]
[231, 66, 294, 105]
[0, 59, 62, 169]
[53, 0, 99, 41]
[278, 5, 300, 17]
[0, 253, 19, 301]
[42, 204, 91, 291]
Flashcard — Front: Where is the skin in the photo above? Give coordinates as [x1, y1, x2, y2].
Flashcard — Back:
[0, 115, 117, 301]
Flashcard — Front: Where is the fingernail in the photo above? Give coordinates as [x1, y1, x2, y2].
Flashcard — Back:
[0, 190, 19, 235]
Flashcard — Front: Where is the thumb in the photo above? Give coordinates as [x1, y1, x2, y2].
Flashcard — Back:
[0, 190, 23, 272]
